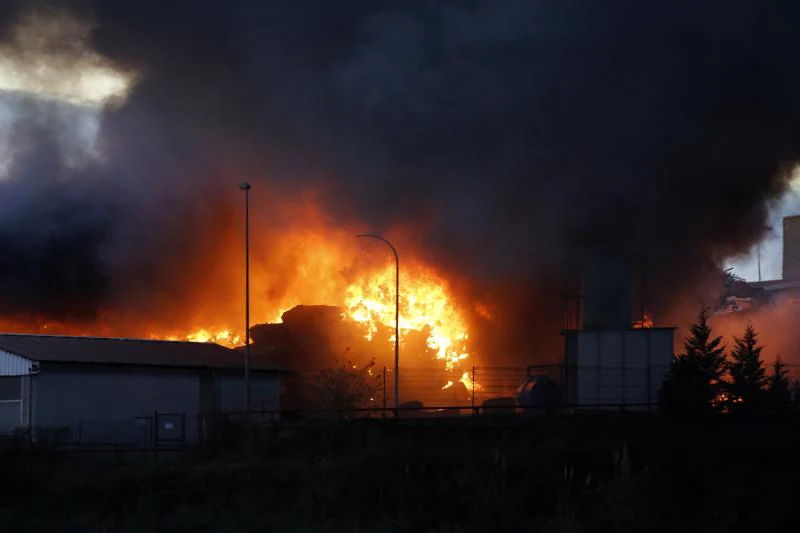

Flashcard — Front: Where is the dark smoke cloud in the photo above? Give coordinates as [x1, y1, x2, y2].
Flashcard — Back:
[0, 94, 116, 319]
[2, 1, 800, 351]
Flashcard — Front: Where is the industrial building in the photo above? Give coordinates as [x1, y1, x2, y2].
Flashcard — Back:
[0, 334, 282, 445]
[558, 256, 675, 409]
[746, 215, 800, 302]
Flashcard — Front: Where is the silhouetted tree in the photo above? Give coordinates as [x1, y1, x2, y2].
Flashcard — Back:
[306, 358, 382, 414]
[727, 323, 767, 414]
[767, 356, 793, 414]
[659, 308, 727, 416]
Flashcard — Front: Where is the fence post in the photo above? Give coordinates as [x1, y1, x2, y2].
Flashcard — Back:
[471, 365, 476, 416]
[153, 410, 159, 460]
[181, 413, 187, 449]
[383, 366, 387, 419]
[196, 413, 204, 445]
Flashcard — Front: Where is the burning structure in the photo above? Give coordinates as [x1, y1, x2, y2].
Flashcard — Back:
[711, 215, 800, 371]
[746, 215, 800, 303]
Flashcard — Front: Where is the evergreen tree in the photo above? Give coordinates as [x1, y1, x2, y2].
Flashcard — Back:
[659, 308, 727, 416]
[767, 356, 793, 414]
[727, 323, 767, 414]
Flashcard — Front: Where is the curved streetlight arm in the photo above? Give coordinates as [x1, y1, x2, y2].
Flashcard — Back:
[355, 233, 399, 263]
[355, 233, 400, 414]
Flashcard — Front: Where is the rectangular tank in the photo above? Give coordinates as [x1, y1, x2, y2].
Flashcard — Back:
[563, 328, 674, 407]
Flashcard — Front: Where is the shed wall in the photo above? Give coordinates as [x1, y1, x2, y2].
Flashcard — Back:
[0, 377, 22, 432]
[30, 365, 282, 444]
[217, 373, 281, 412]
[32, 365, 202, 444]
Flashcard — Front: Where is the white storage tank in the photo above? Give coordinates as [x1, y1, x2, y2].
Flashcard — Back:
[563, 328, 674, 408]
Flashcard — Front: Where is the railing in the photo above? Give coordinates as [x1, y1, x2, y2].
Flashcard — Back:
[195, 402, 662, 443]
[6, 412, 189, 455]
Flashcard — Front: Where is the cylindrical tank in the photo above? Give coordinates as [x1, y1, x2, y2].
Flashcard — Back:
[480, 397, 517, 415]
[516, 375, 561, 414]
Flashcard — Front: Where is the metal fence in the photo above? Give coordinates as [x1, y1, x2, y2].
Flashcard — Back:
[194, 363, 800, 443]
[280, 363, 671, 412]
[24, 411, 187, 452]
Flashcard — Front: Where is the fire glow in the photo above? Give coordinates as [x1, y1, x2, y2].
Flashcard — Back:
[0, 213, 476, 388]
[162, 257, 472, 369]
[163, 241, 475, 389]
[345, 265, 470, 370]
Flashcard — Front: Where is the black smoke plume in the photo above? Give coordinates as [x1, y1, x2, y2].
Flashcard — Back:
[2, 1, 800, 358]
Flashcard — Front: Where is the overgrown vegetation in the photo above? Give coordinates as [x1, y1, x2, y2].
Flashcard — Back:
[282, 358, 383, 414]
[2, 417, 799, 532]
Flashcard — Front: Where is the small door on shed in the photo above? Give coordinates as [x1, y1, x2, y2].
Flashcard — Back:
[0, 377, 21, 433]
[0, 402, 21, 433]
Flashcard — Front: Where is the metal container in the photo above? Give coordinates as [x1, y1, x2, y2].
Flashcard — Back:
[515, 375, 561, 413]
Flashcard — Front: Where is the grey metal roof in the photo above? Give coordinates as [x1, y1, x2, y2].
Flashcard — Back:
[747, 279, 800, 291]
[0, 333, 278, 371]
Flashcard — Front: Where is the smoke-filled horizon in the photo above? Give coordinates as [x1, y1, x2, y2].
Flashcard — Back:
[2, 1, 800, 361]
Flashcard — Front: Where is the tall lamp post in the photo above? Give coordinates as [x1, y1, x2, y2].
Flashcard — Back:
[355, 233, 400, 413]
[239, 181, 252, 411]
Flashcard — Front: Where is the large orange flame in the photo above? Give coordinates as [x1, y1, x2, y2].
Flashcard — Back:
[344, 264, 469, 370]
[0, 199, 478, 391]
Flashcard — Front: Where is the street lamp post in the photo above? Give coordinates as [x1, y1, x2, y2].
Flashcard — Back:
[355, 233, 399, 414]
[239, 181, 252, 411]
[757, 241, 762, 282]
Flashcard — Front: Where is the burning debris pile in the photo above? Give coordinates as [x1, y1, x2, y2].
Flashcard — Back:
[248, 302, 474, 393]
[714, 269, 770, 316]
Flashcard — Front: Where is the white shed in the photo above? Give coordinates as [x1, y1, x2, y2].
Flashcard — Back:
[0, 334, 284, 444]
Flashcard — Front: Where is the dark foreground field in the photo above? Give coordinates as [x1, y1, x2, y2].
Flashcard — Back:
[1, 415, 799, 532]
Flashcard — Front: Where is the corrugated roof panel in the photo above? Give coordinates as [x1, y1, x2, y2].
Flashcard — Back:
[0, 348, 34, 376]
[0, 334, 278, 372]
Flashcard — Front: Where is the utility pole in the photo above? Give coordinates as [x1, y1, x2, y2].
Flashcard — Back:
[355, 233, 400, 414]
[239, 181, 252, 411]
